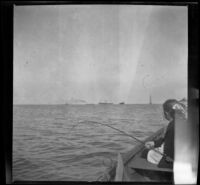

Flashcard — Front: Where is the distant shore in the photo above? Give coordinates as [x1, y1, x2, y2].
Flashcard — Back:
[13, 103, 162, 106]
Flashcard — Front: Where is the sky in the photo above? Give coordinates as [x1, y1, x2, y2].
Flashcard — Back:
[14, 5, 188, 104]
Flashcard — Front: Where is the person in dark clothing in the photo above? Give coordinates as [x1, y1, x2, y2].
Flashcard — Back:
[144, 99, 187, 169]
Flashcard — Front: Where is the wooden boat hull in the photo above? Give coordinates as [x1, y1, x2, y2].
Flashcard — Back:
[99, 127, 173, 182]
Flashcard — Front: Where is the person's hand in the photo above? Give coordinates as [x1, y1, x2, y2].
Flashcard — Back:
[145, 141, 155, 149]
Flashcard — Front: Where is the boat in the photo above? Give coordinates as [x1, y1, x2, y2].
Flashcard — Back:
[99, 101, 113, 105]
[119, 102, 125, 105]
[97, 127, 173, 182]
[99, 103, 113, 105]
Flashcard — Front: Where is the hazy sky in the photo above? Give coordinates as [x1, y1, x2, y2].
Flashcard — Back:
[14, 5, 187, 104]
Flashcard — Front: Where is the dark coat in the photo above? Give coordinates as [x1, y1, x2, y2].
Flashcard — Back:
[154, 120, 174, 168]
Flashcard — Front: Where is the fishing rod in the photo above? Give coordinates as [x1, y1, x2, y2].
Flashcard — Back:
[69, 120, 173, 162]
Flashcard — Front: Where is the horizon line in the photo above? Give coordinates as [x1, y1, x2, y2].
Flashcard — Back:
[13, 103, 162, 105]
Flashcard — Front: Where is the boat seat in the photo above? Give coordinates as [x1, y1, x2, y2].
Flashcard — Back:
[128, 156, 173, 173]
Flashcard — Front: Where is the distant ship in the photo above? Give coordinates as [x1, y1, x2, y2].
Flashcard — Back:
[99, 102, 113, 105]
[99, 101, 113, 105]
[119, 102, 125, 104]
[65, 98, 87, 105]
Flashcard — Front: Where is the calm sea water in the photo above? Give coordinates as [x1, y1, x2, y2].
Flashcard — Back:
[13, 104, 167, 181]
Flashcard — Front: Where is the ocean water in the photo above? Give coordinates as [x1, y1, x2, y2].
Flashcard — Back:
[13, 104, 167, 181]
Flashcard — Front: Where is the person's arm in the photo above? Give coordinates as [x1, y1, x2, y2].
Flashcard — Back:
[154, 137, 164, 148]
[145, 126, 167, 149]
[145, 137, 164, 149]
[154, 125, 168, 148]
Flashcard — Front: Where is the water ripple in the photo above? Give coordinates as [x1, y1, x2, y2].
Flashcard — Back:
[13, 104, 165, 181]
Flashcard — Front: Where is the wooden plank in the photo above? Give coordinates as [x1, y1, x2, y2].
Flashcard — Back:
[114, 153, 124, 181]
[123, 167, 131, 181]
[129, 156, 173, 172]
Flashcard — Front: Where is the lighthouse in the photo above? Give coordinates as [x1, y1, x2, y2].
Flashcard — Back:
[149, 95, 152, 105]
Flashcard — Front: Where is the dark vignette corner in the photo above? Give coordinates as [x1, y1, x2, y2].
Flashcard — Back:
[0, 1, 199, 185]
[1, 1, 13, 184]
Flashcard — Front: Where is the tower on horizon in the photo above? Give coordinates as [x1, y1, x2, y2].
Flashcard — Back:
[149, 95, 152, 105]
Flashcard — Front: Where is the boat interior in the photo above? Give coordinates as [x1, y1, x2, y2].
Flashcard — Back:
[125, 150, 173, 182]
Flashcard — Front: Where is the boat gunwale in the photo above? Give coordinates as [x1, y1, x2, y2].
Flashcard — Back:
[122, 127, 165, 165]
[101, 127, 166, 181]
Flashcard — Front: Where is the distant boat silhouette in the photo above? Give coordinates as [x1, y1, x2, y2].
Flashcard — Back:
[99, 100, 113, 105]
[65, 98, 87, 104]
[99, 102, 113, 105]
[119, 102, 125, 104]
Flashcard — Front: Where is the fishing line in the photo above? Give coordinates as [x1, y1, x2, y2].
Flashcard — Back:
[69, 120, 173, 162]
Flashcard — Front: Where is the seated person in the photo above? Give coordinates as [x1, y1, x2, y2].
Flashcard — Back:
[143, 99, 187, 169]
